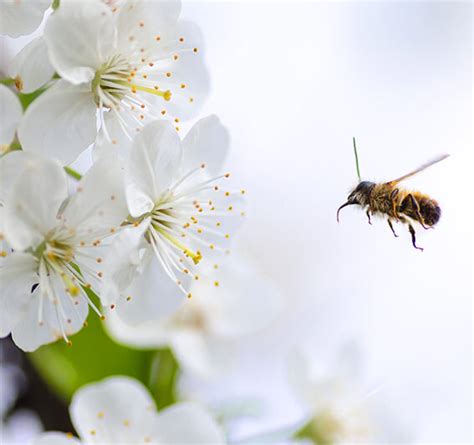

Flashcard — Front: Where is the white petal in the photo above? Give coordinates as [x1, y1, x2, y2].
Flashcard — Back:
[115, 0, 181, 52]
[33, 432, 82, 445]
[61, 155, 127, 235]
[100, 223, 149, 306]
[9, 36, 55, 93]
[182, 115, 230, 176]
[44, 1, 116, 84]
[70, 376, 157, 443]
[114, 247, 186, 324]
[196, 257, 282, 338]
[153, 402, 225, 444]
[0, 0, 49, 38]
[171, 330, 232, 379]
[287, 349, 316, 407]
[3, 154, 68, 251]
[93, 112, 133, 161]
[0, 252, 37, 338]
[11, 282, 89, 352]
[0, 151, 43, 202]
[0, 84, 22, 147]
[156, 21, 210, 120]
[127, 120, 182, 217]
[18, 80, 97, 165]
[104, 310, 170, 349]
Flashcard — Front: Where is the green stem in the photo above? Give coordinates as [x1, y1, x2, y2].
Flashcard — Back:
[64, 166, 82, 181]
[148, 348, 180, 410]
[52, 0, 61, 10]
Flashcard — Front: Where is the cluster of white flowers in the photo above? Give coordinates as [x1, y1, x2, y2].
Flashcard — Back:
[0, 0, 249, 354]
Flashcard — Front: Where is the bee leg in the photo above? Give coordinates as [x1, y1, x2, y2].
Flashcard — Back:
[366, 209, 373, 225]
[390, 188, 399, 217]
[408, 223, 424, 251]
[406, 193, 431, 230]
[387, 219, 398, 237]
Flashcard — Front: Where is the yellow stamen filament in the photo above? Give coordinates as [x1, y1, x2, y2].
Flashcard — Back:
[118, 81, 171, 101]
[154, 225, 202, 265]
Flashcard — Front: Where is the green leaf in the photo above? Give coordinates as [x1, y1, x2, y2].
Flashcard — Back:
[28, 312, 157, 402]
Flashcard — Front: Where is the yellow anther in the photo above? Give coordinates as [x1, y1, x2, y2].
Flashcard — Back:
[14, 76, 23, 92]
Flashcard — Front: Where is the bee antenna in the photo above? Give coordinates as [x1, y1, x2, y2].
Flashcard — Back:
[352, 137, 362, 182]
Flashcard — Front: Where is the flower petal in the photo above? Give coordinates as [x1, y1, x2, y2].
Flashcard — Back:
[197, 257, 282, 338]
[9, 36, 55, 93]
[127, 120, 182, 217]
[113, 247, 187, 325]
[93, 112, 133, 161]
[115, 0, 181, 52]
[104, 310, 170, 349]
[182, 115, 230, 176]
[11, 279, 89, 352]
[0, 0, 49, 38]
[171, 330, 232, 379]
[99, 222, 149, 306]
[18, 80, 97, 165]
[153, 402, 225, 444]
[61, 155, 127, 236]
[2, 154, 68, 251]
[33, 432, 82, 445]
[0, 252, 37, 338]
[0, 84, 22, 147]
[44, 1, 116, 84]
[156, 21, 210, 121]
[70, 376, 157, 443]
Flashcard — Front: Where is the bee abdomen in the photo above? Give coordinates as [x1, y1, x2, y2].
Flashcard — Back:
[400, 194, 441, 226]
[419, 197, 441, 226]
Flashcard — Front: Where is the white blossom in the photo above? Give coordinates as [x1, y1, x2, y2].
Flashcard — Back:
[106, 255, 281, 378]
[0, 84, 22, 154]
[33, 376, 225, 444]
[288, 347, 410, 444]
[0, 152, 127, 351]
[18, 0, 209, 165]
[99, 115, 245, 326]
[0, 0, 50, 38]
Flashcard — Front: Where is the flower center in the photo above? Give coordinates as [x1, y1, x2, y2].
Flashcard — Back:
[92, 54, 171, 110]
[35, 238, 79, 296]
[138, 164, 242, 299]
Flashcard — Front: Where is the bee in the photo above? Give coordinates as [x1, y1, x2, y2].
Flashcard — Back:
[337, 138, 449, 251]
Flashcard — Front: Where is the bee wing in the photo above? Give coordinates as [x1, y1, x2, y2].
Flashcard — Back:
[386, 154, 450, 185]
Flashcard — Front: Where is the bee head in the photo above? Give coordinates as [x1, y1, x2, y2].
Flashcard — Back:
[337, 181, 375, 223]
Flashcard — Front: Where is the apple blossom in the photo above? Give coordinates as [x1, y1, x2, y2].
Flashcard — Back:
[18, 0, 209, 165]
[106, 255, 281, 378]
[288, 348, 410, 444]
[0, 152, 127, 351]
[33, 376, 225, 444]
[99, 115, 245, 326]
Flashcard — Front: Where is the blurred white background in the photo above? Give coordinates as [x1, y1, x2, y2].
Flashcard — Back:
[180, 1, 472, 442]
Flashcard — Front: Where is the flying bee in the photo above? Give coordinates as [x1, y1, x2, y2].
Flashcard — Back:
[337, 138, 449, 251]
